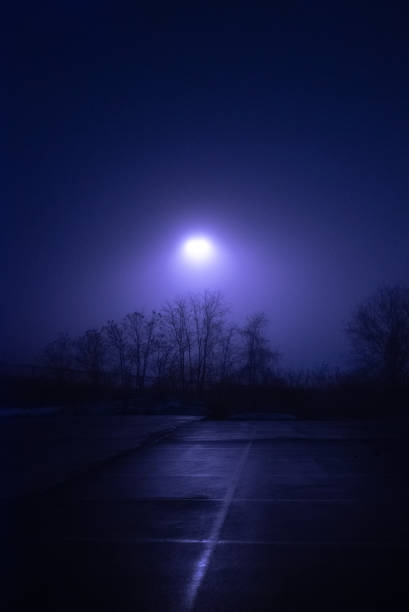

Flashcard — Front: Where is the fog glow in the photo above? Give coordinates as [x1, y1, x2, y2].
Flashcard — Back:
[182, 237, 214, 262]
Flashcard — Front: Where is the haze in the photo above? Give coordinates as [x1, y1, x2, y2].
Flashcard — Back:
[3, 3, 408, 368]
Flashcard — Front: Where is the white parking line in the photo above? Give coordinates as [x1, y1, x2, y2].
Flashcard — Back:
[185, 425, 256, 611]
[63, 496, 357, 503]
[63, 536, 409, 548]
[236, 497, 357, 503]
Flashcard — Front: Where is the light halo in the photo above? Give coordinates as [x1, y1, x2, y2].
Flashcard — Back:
[182, 236, 214, 262]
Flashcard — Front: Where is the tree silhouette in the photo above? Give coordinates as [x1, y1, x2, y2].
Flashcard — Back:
[346, 285, 409, 385]
[123, 311, 159, 390]
[43, 333, 74, 379]
[40, 291, 282, 393]
[103, 320, 129, 387]
[75, 329, 106, 385]
[240, 313, 280, 385]
[162, 291, 228, 391]
[189, 290, 227, 390]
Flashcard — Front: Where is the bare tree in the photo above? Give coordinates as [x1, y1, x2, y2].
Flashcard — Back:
[215, 324, 240, 383]
[75, 328, 106, 384]
[141, 311, 160, 387]
[41, 292, 286, 394]
[190, 290, 228, 389]
[124, 311, 159, 390]
[43, 333, 74, 379]
[240, 313, 280, 385]
[162, 297, 191, 391]
[103, 320, 129, 387]
[150, 314, 173, 385]
[162, 291, 229, 391]
[346, 285, 409, 385]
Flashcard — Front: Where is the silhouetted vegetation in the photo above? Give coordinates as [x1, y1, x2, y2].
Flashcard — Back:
[346, 285, 409, 386]
[38, 291, 281, 395]
[2, 286, 408, 417]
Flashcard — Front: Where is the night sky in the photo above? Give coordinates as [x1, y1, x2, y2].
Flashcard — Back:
[4, 2, 409, 368]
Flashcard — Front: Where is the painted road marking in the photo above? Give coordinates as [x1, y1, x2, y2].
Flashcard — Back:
[185, 425, 256, 611]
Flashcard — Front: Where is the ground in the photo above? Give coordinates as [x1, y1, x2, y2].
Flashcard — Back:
[2, 414, 409, 611]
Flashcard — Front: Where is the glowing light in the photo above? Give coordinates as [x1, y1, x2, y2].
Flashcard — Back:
[183, 237, 214, 262]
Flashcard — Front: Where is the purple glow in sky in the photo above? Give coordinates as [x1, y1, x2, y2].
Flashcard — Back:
[182, 236, 215, 263]
[3, 4, 408, 369]
[164, 227, 234, 297]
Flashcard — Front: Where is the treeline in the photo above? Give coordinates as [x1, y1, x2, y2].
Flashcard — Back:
[3, 285, 408, 416]
[41, 290, 280, 393]
[42, 284, 409, 392]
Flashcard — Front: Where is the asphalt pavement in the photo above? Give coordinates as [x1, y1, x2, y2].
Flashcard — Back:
[3, 416, 409, 611]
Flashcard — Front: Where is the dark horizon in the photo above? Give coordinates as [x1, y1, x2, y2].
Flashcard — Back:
[4, 2, 408, 369]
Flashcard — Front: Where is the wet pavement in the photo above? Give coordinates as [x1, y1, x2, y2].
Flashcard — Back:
[3, 417, 409, 611]
[0, 415, 200, 498]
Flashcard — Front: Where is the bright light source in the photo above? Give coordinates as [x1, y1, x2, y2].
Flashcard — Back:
[183, 237, 214, 262]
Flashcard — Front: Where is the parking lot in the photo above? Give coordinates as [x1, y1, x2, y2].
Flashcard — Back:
[3, 416, 409, 611]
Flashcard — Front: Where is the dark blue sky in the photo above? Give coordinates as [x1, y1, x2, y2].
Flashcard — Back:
[3, 2, 409, 367]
